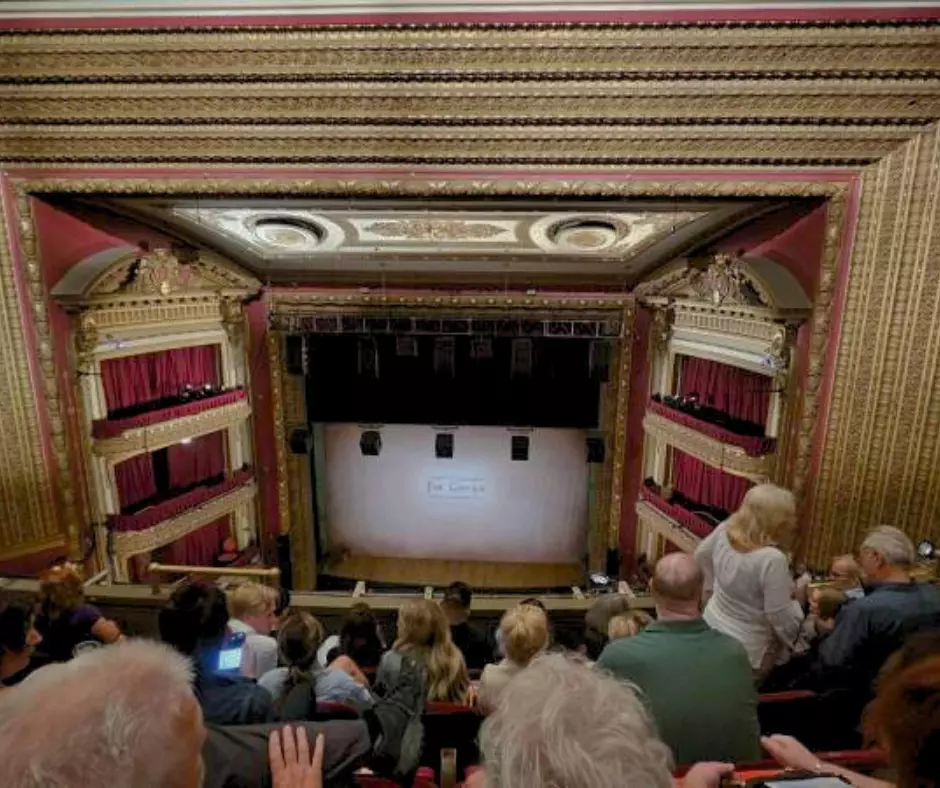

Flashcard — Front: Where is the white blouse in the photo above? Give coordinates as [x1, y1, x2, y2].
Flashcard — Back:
[694, 521, 804, 672]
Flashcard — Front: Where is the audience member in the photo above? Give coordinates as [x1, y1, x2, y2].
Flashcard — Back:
[583, 593, 633, 661]
[322, 602, 386, 686]
[811, 526, 940, 706]
[608, 610, 653, 641]
[0, 638, 428, 788]
[441, 581, 493, 671]
[0, 597, 45, 688]
[160, 579, 273, 725]
[377, 598, 470, 703]
[830, 554, 865, 599]
[695, 483, 803, 678]
[227, 581, 280, 679]
[598, 553, 760, 765]
[34, 562, 121, 661]
[471, 652, 677, 788]
[479, 603, 549, 713]
[259, 611, 372, 718]
[763, 645, 940, 788]
[805, 587, 847, 640]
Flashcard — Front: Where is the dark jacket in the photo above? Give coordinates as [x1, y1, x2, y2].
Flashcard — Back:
[197, 671, 274, 726]
[449, 622, 493, 672]
[814, 581, 940, 696]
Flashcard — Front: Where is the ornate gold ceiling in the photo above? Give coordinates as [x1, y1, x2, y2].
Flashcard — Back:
[1, 20, 938, 167]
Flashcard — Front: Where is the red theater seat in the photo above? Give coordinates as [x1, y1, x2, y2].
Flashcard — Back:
[422, 702, 483, 782]
[356, 767, 437, 788]
[313, 701, 361, 721]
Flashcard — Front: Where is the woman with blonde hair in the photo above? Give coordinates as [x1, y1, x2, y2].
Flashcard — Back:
[226, 581, 280, 679]
[479, 603, 549, 713]
[694, 483, 804, 678]
[376, 598, 469, 703]
[34, 563, 121, 662]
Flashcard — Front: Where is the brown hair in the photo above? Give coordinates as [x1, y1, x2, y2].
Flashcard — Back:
[813, 587, 847, 621]
[394, 599, 468, 703]
[863, 654, 940, 788]
[608, 610, 653, 641]
[38, 563, 85, 618]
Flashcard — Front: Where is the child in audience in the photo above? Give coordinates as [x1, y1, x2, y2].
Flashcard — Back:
[607, 610, 653, 642]
[377, 598, 469, 704]
[479, 603, 549, 713]
[0, 597, 45, 688]
[259, 611, 372, 719]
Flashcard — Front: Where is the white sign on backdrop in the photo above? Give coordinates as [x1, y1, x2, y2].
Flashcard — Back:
[428, 477, 486, 499]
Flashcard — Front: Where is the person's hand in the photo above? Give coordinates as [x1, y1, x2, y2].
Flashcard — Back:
[761, 734, 818, 772]
[682, 762, 734, 788]
[269, 726, 325, 788]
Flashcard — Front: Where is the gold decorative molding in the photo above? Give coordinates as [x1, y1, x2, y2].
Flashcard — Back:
[267, 332, 291, 538]
[643, 409, 775, 482]
[92, 398, 250, 464]
[635, 499, 702, 554]
[671, 304, 791, 344]
[608, 305, 635, 549]
[111, 479, 257, 568]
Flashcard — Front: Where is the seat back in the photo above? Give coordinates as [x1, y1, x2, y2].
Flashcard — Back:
[422, 703, 482, 783]
[758, 689, 863, 751]
[313, 700, 361, 721]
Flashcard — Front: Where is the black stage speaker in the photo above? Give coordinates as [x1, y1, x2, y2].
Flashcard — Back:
[435, 433, 454, 459]
[360, 430, 382, 457]
[285, 335, 306, 376]
[606, 547, 621, 582]
[586, 437, 605, 464]
[289, 427, 313, 455]
[511, 435, 529, 462]
[276, 533, 294, 591]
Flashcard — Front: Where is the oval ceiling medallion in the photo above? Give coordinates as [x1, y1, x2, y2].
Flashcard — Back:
[253, 217, 325, 250]
[551, 219, 621, 251]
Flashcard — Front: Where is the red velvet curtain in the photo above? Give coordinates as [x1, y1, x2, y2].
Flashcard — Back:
[672, 450, 752, 514]
[160, 516, 230, 566]
[678, 356, 771, 426]
[101, 345, 220, 413]
[113, 454, 158, 510]
[167, 430, 226, 489]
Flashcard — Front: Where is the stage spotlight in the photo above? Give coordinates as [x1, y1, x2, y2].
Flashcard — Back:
[917, 539, 936, 560]
[511, 435, 529, 462]
[435, 433, 454, 459]
[360, 430, 382, 457]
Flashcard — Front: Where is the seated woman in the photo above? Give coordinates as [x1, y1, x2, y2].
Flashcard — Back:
[694, 484, 804, 680]
[0, 597, 45, 688]
[259, 611, 372, 719]
[376, 598, 469, 704]
[34, 563, 121, 662]
[321, 602, 386, 687]
[479, 603, 549, 713]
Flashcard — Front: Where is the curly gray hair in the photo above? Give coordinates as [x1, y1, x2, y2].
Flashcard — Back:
[479, 652, 673, 788]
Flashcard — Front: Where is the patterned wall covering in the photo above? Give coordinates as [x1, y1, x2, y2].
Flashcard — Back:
[810, 124, 940, 559]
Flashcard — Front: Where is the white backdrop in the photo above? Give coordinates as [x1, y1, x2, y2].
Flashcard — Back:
[321, 424, 589, 563]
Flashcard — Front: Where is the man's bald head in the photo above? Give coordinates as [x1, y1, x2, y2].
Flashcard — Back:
[651, 554, 703, 615]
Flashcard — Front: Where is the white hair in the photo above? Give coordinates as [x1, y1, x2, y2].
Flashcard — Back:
[0, 639, 197, 788]
[479, 652, 673, 788]
[862, 525, 915, 567]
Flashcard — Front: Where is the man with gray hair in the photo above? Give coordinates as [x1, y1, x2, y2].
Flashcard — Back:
[812, 525, 940, 711]
[0, 638, 425, 788]
[596, 553, 760, 766]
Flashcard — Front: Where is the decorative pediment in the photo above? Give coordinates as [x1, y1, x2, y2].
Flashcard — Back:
[636, 253, 770, 308]
[86, 247, 260, 299]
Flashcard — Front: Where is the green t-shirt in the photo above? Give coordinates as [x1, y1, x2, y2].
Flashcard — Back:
[596, 618, 761, 766]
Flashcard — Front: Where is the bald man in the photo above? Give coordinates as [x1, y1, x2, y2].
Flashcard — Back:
[597, 553, 760, 766]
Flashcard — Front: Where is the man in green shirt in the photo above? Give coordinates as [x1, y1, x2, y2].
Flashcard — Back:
[597, 553, 761, 767]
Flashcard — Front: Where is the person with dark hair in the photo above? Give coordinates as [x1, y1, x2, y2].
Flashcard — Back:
[440, 581, 493, 671]
[0, 597, 45, 688]
[159, 579, 273, 725]
[34, 563, 121, 661]
[323, 602, 387, 686]
[259, 611, 372, 719]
